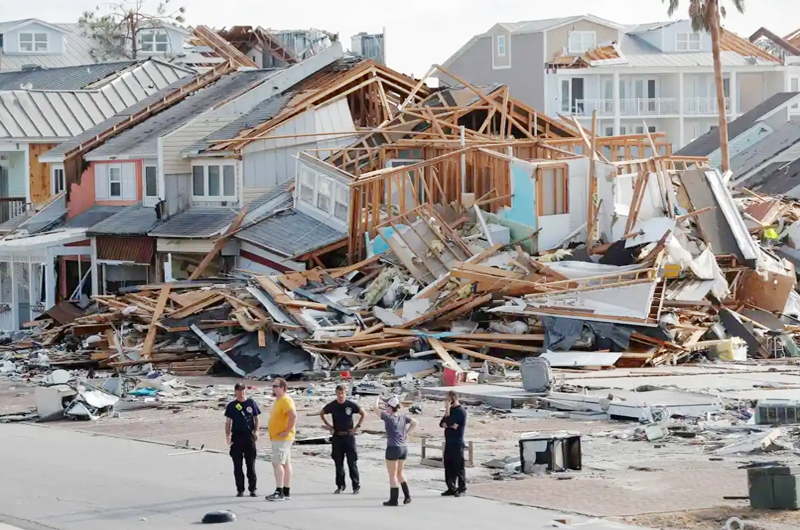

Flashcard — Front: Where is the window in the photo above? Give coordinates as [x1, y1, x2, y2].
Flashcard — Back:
[109, 166, 122, 198]
[648, 126, 656, 133]
[497, 35, 506, 57]
[144, 165, 158, 198]
[676, 33, 701, 52]
[568, 31, 596, 54]
[791, 77, 800, 110]
[537, 166, 569, 216]
[52, 167, 65, 194]
[317, 177, 332, 213]
[223, 166, 235, 197]
[192, 166, 204, 196]
[192, 163, 236, 199]
[334, 185, 348, 221]
[140, 30, 168, 53]
[604, 126, 614, 137]
[208, 165, 221, 196]
[95, 162, 134, 200]
[19, 32, 48, 52]
[300, 167, 315, 204]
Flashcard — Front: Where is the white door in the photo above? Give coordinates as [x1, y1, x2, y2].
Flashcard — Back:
[685, 76, 700, 113]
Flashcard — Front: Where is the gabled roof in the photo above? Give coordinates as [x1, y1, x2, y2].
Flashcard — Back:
[0, 61, 138, 91]
[731, 120, 800, 180]
[675, 92, 800, 157]
[148, 208, 237, 238]
[39, 73, 199, 163]
[85, 69, 282, 160]
[0, 19, 67, 35]
[0, 58, 194, 140]
[442, 14, 624, 70]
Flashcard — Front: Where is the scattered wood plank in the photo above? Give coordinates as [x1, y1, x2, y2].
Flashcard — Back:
[141, 284, 172, 360]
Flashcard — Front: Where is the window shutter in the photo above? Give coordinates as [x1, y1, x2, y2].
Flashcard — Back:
[122, 163, 136, 200]
[95, 164, 108, 200]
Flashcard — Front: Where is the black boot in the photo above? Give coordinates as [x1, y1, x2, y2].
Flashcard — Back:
[383, 487, 399, 506]
[401, 482, 411, 504]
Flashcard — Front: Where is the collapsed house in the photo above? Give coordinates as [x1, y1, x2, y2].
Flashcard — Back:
[1, 25, 799, 382]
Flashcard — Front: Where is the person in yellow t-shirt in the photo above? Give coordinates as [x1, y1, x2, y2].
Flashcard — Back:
[265, 378, 297, 502]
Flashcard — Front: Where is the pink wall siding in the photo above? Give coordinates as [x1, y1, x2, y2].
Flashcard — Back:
[67, 160, 144, 219]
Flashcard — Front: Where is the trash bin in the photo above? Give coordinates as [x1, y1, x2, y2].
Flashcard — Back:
[520, 357, 552, 393]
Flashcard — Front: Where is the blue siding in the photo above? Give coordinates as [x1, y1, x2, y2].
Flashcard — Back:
[3, 22, 65, 54]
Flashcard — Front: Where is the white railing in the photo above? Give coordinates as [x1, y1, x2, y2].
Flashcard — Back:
[571, 99, 616, 117]
[619, 98, 679, 116]
[684, 97, 732, 115]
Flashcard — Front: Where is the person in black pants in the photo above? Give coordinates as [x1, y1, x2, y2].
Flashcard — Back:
[320, 384, 365, 494]
[225, 382, 261, 497]
[440, 390, 467, 497]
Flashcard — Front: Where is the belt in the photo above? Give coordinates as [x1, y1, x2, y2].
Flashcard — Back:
[334, 431, 354, 436]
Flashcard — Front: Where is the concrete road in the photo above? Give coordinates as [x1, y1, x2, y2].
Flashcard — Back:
[0, 424, 649, 530]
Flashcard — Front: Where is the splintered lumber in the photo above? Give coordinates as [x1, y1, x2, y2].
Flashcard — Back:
[191, 324, 245, 377]
[454, 340, 542, 353]
[399, 295, 483, 329]
[444, 342, 522, 368]
[189, 207, 248, 280]
[141, 284, 172, 360]
[428, 337, 463, 372]
[435, 293, 493, 322]
[167, 292, 224, 320]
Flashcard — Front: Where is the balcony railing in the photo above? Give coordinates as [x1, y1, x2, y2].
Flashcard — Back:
[571, 98, 680, 117]
[0, 198, 27, 224]
[684, 97, 732, 115]
[620, 98, 679, 116]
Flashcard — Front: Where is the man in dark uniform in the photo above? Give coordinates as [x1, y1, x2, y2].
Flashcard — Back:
[225, 382, 261, 497]
[440, 390, 467, 497]
[320, 384, 365, 494]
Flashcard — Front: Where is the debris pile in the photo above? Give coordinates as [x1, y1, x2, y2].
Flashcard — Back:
[4, 162, 800, 382]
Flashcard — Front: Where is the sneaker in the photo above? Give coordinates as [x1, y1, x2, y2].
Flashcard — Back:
[283, 492, 292, 501]
[236, 492, 244, 498]
[334, 487, 345, 494]
[441, 490, 456, 497]
[265, 491, 284, 502]
[353, 488, 360, 495]
[249, 491, 257, 498]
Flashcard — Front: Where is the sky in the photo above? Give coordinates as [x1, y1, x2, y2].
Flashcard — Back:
[2, 0, 800, 78]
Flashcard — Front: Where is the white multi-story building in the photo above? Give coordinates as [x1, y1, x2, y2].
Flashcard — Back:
[439, 15, 800, 149]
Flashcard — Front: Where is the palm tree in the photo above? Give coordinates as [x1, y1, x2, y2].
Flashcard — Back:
[664, 0, 745, 172]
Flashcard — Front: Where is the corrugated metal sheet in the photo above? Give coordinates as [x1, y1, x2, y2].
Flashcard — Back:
[85, 70, 279, 159]
[0, 59, 194, 140]
[97, 236, 154, 265]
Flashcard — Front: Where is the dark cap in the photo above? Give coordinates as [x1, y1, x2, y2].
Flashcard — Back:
[234, 383, 246, 390]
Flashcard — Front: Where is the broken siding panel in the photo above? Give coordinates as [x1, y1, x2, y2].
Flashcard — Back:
[161, 116, 239, 175]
